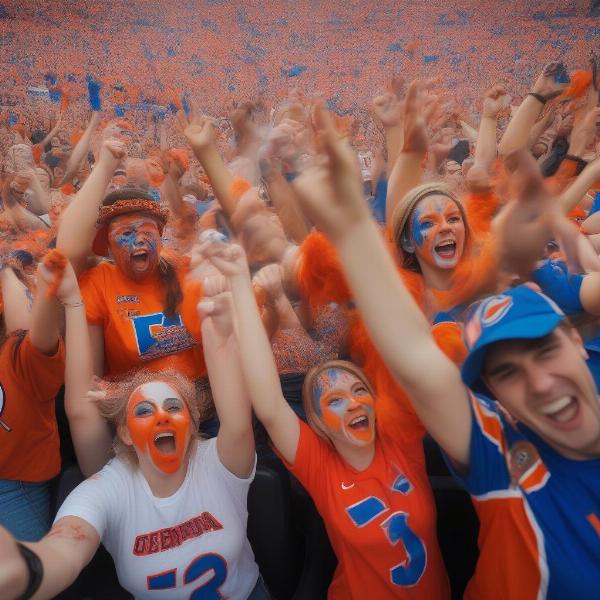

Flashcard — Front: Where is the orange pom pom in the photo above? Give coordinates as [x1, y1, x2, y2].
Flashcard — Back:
[42, 249, 68, 298]
[465, 190, 501, 236]
[60, 183, 76, 196]
[297, 231, 352, 308]
[564, 70, 592, 99]
[431, 321, 468, 365]
[229, 177, 252, 203]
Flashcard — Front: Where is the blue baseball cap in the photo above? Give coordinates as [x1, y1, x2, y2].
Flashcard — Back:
[461, 285, 566, 388]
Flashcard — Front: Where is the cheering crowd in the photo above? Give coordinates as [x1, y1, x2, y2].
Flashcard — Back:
[0, 54, 599, 600]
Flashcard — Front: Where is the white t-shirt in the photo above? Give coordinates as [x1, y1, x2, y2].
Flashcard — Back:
[55, 438, 259, 599]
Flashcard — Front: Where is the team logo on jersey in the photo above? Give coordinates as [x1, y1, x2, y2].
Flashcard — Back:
[130, 311, 196, 361]
[507, 441, 549, 493]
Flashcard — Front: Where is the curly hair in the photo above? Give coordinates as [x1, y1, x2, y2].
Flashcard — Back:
[95, 368, 201, 465]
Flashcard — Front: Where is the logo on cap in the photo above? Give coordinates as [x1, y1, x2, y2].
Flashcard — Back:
[464, 295, 513, 349]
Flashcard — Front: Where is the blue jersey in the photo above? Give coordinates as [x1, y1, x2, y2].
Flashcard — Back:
[445, 392, 600, 600]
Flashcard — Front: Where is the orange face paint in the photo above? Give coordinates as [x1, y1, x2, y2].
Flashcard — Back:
[410, 195, 466, 270]
[313, 368, 375, 446]
[126, 382, 192, 474]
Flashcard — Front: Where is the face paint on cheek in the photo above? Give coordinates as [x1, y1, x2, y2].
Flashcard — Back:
[126, 394, 192, 475]
[410, 208, 428, 248]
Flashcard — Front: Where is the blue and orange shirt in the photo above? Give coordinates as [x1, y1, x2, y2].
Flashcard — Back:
[446, 392, 600, 600]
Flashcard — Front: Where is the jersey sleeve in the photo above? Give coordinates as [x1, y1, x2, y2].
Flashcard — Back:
[79, 266, 107, 326]
[199, 438, 256, 511]
[53, 462, 122, 541]
[13, 335, 65, 400]
[531, 259, 583, 315]
[444, 392, 511, 496]
[276, 420, 332, 503]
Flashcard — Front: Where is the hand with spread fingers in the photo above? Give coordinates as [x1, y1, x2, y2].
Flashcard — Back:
[177, 101, 216, 153]
[531, 61, 571, 102]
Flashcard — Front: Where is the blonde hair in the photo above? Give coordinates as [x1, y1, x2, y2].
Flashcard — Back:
[302, 359, 375, 444]
[95, 369, 200, 465]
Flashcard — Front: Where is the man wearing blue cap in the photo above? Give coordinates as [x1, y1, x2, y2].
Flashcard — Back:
[288, 113, 600, 600]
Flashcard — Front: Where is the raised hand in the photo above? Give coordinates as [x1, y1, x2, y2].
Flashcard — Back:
[371, 92, 403, 128]
[98, 139, 126, 171]
[531, 61, 570, 101]
[493, 150, 577, 278]
[197, 238, 250, 281]
[252, 263, 285, 301]
[482, 84, 509, 118]
[38, 251, 80, 304]
[177, 101, 216, 153]
[401, 80, 430, 153]
[198, 274, 235, 339]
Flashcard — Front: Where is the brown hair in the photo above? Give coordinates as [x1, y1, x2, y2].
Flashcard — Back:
[95, 369, 200, 465]
[302, 359, 375, 444]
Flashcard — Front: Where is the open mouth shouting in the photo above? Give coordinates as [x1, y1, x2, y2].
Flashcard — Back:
[539, 396, 581, 430]
[130, 249, 151, 271]
[154, 431, 177, 454]
[434, 240, 457, 261]
[347, 414, 370, 431]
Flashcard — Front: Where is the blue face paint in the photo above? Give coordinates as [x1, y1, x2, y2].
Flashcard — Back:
[312, 368, 346, 416]
[410, 206, 433, 248]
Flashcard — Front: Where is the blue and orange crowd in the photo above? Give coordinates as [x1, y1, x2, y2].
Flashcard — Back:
[0, 4, 599, 600]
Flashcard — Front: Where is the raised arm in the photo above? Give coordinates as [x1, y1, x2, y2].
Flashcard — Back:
[253, 264, 302, 331]
[61, 112, 102, 184]
[39, 259, 113, 476]
[472, 85, 506, 173]
[498, 62, 569, 156]
[385, 81, 430, 224]
[0, 517, 99, 600]
[56, 139, 125, 274]
[178, 104, 236, 219]
[0, 265, 31, 333]
[293, 105, 471, 466]
[198, 274, 254, 477]
[202, 241, 300, 464]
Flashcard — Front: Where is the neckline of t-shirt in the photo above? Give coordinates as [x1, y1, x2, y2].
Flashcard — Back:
[135, 442, 198, 505]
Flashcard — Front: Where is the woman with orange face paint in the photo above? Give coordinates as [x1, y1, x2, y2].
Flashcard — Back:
[0, 264, 271, 600]
[199, 239, 450, 600]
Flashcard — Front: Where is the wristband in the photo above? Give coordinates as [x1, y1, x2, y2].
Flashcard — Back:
[15, 543, 43, 600]
[61, 299, 84, 309]
[527, 92, 548, 105]
[564, 154, 588, 170]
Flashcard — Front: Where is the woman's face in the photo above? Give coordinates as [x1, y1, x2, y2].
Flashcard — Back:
[125, 381, 192, 474]
[408, 194, 466, 270]
[312, 368, 375, 447]
[108, 213, 161, 281]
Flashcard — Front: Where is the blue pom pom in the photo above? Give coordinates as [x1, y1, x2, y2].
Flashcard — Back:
[87, 77, 102, 111]
[114, 105, 125, 117]
[181, 94, 190, 116]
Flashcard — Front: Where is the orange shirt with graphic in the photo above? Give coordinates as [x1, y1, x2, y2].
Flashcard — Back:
[0, 334, 65, 482]
[282, 421, 450, 600]
[79, 261, 205, 379]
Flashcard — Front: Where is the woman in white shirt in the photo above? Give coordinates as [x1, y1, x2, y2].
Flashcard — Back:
[0, 261, 269, 600]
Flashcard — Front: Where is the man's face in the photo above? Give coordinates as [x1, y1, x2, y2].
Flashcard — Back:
[409, 195, 466, 270]
[484, 328, 600, 459]
[108, 214, 161, 281]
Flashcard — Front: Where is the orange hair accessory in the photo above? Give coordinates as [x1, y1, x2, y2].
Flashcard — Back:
[42, 249, 67, 298]
[431, 321, 468, 366]
[230, 177, 252, 203]
[167, 148, 189, 172]
[563, 70, 592, 99]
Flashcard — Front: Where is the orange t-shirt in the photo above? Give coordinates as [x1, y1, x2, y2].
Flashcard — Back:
[283, 421, 450, 600]
[79, 261, 205, 379]
[0, 334, 65, 482]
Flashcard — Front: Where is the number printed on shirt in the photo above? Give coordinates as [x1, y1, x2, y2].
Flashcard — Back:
[147, 552, 227, 599]
[346, 495, 426, 587]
